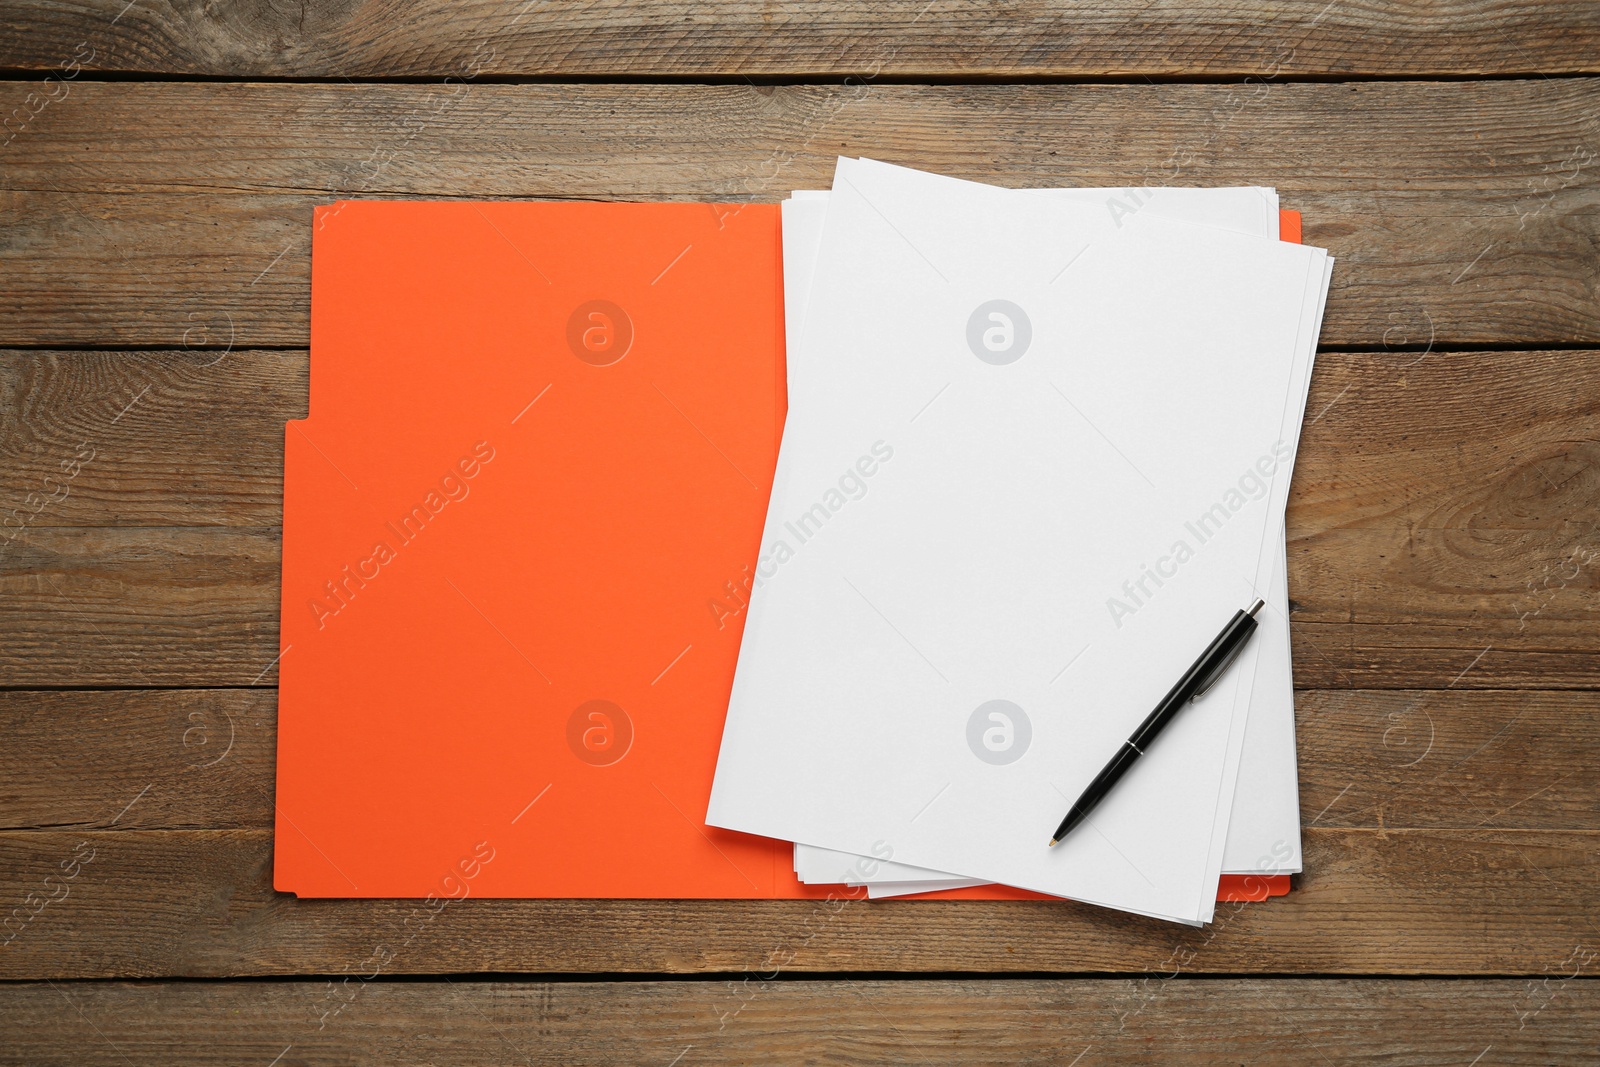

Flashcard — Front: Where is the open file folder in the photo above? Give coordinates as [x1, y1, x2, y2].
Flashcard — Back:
[275, 194, 1303, 908]
[276, 199, 816, 897]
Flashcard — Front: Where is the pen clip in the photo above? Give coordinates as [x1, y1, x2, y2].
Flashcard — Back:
[1189, 633, 1250, 703]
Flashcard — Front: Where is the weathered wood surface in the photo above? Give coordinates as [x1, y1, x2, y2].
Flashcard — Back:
[1, 4, 1597, 1053]
[3, 978, 1598, 1065]
[0, 827, 1596, 977]
[3, 346, 1594, 688]
[0, 526, 282, 687]
[2, 0, 1598, 78]
[0, 689, 278, 830]
[2, 688, 1594, 832]
[1, 81, 1598, 347]
[0, 349, 304, 528]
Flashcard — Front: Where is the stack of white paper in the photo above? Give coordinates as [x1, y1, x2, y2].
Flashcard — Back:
[708, 159, 1332, 924]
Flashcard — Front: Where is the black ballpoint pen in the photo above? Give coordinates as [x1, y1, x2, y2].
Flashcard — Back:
[1048, 598, 1265, 847]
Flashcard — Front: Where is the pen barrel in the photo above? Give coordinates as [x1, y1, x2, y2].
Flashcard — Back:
[1052, 740, 1143, 840]
[1083, 738, 1144, 805]
[1128, 609, 1259, 752]
[1053, 603, 1262, 844]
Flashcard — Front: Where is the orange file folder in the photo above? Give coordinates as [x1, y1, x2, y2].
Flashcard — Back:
[277, 199, 806, 897]
[275, 199, 1292, 903]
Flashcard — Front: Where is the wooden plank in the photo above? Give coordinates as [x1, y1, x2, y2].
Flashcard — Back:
[1285, 526, 1600, 689]
[0, 690, 276, 831]
[5, 515, 1595, 687]
[3, 978, 1598, 1065]
[0, 526, 282, 687]
[1, 0, 1597, 78]
[5, 347, 1596, 533]
[1, 81, 1597, 347]
[1296, 690, 1600, 831]
[0, 350, 304, 529]
[1294, 354, 1600, 538]
[3, 688, 1595, 833]
[0, 827, 1595, 977]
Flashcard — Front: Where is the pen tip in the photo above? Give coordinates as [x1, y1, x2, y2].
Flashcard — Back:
[1247, 598, 1265, 617]
[1047, 838, 1058, 848]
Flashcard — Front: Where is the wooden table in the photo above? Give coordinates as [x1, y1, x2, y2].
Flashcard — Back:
[3, 2, 1598, 1062]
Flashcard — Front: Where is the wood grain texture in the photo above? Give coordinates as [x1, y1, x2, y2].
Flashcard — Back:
[3, 978, 1598, 1065]
[1, 0, 1598, 78]
[3, 349, 1596, 534]
[0, 526, 282, 687]
[0, 349, 304, 528]
[0, 0, 1593, 1053]
[1, 827, 1596, 977]
[2, 688, 1594, 833]
[1, 80, 1598, 347]
[0, 690, 276, 830]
